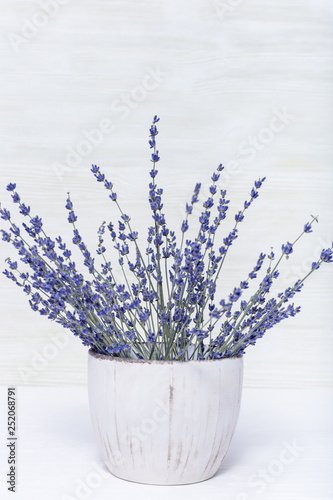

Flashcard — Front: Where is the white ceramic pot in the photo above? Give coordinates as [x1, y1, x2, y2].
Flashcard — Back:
[88, 349, 243, 485]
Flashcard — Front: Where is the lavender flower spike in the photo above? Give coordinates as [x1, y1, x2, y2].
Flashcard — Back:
[0, 118, 332, 361]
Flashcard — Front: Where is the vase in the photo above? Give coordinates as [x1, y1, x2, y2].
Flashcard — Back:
[88, 349, 243, 485]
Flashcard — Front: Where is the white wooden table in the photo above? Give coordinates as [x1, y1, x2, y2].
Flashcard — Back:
[0, 385, 332, 500]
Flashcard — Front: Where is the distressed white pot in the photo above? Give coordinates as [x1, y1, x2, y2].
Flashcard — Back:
[88, 349, 243, 485]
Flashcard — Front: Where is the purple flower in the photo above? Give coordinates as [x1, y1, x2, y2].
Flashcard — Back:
[219, 245, 226, 255]
[181, 220, 189, 233]
[149, 169, 158, 178]
[95, 171, 105, 182]
[229, 287, 242, 302]
[282, 242, 293, 255]
[1, 115, 330, 361]
[304, 222, 312, 233]
[11, 192, 20, 203]
[203, 197, 214, 209]
[128, 232, 138, 241]
[151, 151, 160, 162]
[65, 197, 73, 210]
[0, 208, 11, 220]
[191, 327, 209, 341]
[1, 230, 11, 242]
[293, 280, 303, 292]
[68, 211, 77, 223]
[261, 274, 273, 292]
[235, 211, 244, 222]
[253, 253, 266, 272]
[254, 177, 266, 189]
[72, 229, 82, 245]
[149, 137, 156, 148]
[223, 228, 238, 247]
[185, 203, 193, 215]
[147, 331, 155, 343]
[10, 224, 20, 236]
[191, 182, 201, 204]
[31, 216, 43, 234]
[320, 248, 333, 263]
[149, 124, 158, 136]
[19, 203, 30, 216]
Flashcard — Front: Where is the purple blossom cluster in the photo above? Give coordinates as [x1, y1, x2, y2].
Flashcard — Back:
[1, 117, 333, 360]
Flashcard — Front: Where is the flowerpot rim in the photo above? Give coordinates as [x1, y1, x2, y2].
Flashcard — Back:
[88, 348, 243, 364]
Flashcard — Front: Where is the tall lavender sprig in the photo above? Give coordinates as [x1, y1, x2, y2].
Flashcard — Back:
[1, 118, 332, 360]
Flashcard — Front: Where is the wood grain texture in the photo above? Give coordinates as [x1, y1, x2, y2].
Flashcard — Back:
[0, 0, 332, 387]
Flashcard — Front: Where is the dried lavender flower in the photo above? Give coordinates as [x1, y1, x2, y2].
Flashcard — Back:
[1, 117, 332, 360]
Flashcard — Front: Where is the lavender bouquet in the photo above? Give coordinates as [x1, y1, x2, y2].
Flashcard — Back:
[1, 116, 332, 361]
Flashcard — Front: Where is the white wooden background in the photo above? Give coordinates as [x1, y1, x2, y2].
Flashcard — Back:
[0, 0, 332, 388]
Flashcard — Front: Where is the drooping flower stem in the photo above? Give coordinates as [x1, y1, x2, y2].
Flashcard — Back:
[227, 263, 318, 357]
